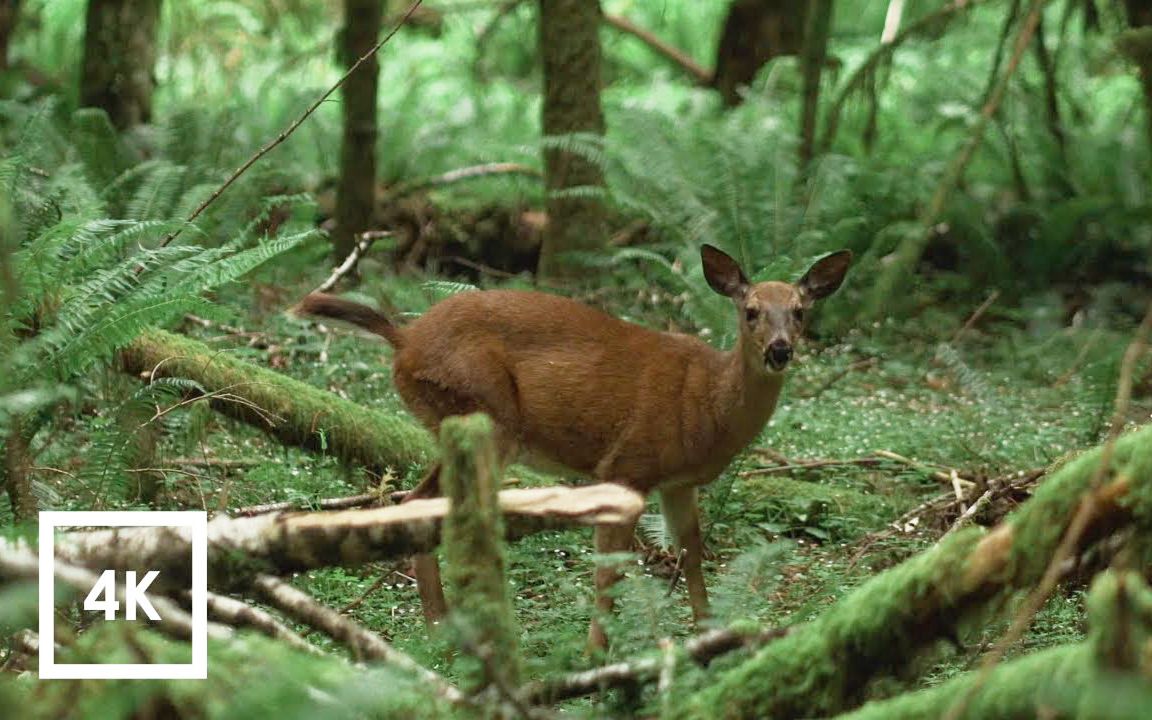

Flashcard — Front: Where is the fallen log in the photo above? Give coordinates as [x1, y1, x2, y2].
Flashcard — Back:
[42, 483, 645, 590]
[671, 424, 1152, 719]
[831, 570, 1152, 720]
[121, 329, 434, 473]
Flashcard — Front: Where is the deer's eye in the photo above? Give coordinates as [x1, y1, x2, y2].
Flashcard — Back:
[792, 308, 805, 323]
[745, 308, 759, 323]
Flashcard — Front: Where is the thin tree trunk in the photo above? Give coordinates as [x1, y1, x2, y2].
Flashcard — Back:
[799, 0, 835, 170]
[332, 0, 384, 263]
[0, 0, 20, 71]
[1119, 28, 1152, 149]
[1032, 14, 1073, 196]
[863, 0, 1047, 322]
[80, 0, 161, 129]
[880, 0, 905, 43]
[441, 414, 522, 691]
[537, 0, 607, 278]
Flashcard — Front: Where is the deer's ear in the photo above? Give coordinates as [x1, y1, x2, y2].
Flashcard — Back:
[798, 250, 852, 302]
[701, 245, 749, 299]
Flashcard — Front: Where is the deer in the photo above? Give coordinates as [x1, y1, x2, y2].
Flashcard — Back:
[294, 244, 851, 650]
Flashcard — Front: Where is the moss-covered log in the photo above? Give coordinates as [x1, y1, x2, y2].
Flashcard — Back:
[672, 424, 1152, 719]
[441, 414, 522, 691]
[832, 570, 1152, 720]
[121, 329, 433, 472]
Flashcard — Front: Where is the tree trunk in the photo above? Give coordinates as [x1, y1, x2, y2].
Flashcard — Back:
[42, 482, 643, 590]
[1032, 14, 1073, 197]
[2, 420, 36, 522]
[332, 0, 384, 264]
[713, 0, 807, 107]
[0, 0, 20, 71]
[80, 0, 161, 130]
[798, 0, 835, 170]
[537, 0, 607, 279]
[1125, 0, 1152, 27]
[1119, 28, 1152, 150]
[1121, 1, 1152, 149]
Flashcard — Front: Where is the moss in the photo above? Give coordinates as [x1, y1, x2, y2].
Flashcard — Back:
[739, 475, 897, 540]
[440, 413, 521, 691]
[673, 425, 1152, 719]
[122, 329, 433, 472]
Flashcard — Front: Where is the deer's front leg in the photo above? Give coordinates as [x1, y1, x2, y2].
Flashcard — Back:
[660, 485, 710, 624]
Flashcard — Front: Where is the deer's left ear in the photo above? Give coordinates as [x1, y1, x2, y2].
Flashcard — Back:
[798, 250, 853, 302]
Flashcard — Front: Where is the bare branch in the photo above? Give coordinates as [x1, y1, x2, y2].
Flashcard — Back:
[392, 162, 542, 198]
[252, 574, 466, 704]
[864, 0, 1049, 320]
[233, 492, 385, 517]
[602, 14, 712, 84]
[201, 590, 320, 656]
[820, 0, 994, 154]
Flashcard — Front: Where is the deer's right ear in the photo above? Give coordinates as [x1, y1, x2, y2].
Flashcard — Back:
[701, 245, 749, 299]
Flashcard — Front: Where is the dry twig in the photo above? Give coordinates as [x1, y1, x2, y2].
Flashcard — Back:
[951, 290, 1000, 345]
[313, 230, 393, 294]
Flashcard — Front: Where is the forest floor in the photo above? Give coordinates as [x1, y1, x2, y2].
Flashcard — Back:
[37, 268, 1148, 697]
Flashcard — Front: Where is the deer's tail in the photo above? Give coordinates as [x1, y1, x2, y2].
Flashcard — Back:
[293, 293, 405, 348]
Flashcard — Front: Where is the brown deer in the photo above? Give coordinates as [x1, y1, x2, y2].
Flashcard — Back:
[295, 244, 851, 649]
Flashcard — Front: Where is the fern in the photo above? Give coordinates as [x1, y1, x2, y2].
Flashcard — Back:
[0, 106, 322, 515]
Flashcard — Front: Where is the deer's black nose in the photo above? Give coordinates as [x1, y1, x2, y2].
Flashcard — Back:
[766, 340, 793, 371]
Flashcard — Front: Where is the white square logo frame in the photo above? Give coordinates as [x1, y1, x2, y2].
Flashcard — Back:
[38, 511, 208, 680]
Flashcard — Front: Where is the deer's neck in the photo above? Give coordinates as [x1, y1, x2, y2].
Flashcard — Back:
[716, 335, 785, 437]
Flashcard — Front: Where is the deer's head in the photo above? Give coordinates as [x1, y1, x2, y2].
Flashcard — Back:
[702, 245, 852, 373]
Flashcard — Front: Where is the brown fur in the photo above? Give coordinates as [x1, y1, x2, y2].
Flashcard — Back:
[294, 245, 851, 650]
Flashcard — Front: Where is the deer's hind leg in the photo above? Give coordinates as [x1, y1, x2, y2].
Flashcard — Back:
[401, 464, 449, 628]
[394, 370, 522, 630]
